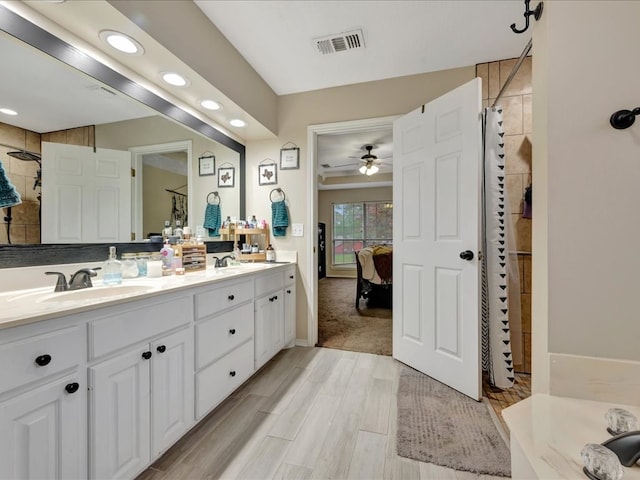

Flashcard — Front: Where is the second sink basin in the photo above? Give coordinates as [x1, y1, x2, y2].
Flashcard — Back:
[39, 284, 156, 303]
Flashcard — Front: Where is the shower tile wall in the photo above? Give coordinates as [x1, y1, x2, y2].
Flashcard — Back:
[477, 57, 532, 374]
[0, 122, 94, 245]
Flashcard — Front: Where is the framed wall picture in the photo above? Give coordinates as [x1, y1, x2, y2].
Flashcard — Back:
[280, 147, 299, 170]
[258, 163, 277, 185]
[198, 155, 215, 176]
[217, 166, 235, 188]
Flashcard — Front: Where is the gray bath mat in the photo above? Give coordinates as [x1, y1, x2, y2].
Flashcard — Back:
[396, 366, 511, 477]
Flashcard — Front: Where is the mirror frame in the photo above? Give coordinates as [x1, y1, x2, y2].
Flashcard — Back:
[0, 6, 245, 268]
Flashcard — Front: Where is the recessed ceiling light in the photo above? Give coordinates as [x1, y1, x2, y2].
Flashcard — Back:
[229, 119, 246, 128]
[201, 100, 222, 111]
[99, 30, 144, 55]
[161, 72, 189, 87]
[0, 108, 17, 116]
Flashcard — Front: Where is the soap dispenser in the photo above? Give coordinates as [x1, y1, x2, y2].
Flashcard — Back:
[103, 246, 122, 285]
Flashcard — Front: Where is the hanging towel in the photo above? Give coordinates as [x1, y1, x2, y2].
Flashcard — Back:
[203, 203, 221, 237]
[271, 200, 289, 237]
[0, 160, 21, 209]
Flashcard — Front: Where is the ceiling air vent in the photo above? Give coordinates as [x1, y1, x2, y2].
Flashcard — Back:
[313, 29, 365, 55]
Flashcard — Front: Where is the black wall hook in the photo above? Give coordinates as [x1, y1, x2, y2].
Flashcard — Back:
[610, 107, 640, 130]
[511, 0, 544, 34]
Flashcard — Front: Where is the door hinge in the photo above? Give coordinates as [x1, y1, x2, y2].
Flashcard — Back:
[421, 104, 425, 114]
[131, 167, 136, 177]
[131, 232, 135, 241]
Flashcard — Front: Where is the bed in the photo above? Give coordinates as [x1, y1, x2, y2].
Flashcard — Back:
[355, 245, 392, 309]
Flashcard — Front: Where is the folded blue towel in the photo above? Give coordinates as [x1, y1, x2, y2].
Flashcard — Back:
[0, 160, 21, 209]
[271, 200, 289, 237]
[203, 203, 221, 237]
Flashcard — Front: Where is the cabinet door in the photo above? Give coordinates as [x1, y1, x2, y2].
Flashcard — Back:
[254, 294, 273, 370]
[284, 282, 296, 347]
[90, 347, 151, 480]
[0, 373, 86, 480]
[254, 292, 284, 370]
[150, 328, 194, 457]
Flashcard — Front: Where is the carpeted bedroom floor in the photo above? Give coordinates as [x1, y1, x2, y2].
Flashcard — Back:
[317, 277, 392, 356]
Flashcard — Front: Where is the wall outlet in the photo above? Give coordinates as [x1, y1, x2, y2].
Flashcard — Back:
[292, 223, 304, 237]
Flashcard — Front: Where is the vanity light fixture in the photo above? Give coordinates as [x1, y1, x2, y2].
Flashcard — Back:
[161, 72, 189, 87]
[201, 100, 222, 111]
[0, 108, 17, 116]
[229, 119, 246, 128]
[99, 30, 144, 56]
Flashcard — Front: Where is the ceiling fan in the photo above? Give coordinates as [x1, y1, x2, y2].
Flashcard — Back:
[332, 144, 391, 176]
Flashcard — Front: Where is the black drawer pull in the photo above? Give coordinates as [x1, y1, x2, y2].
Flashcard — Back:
[157, 345, 166, 353]
[273, 295, 278, 300]
[65, 382, 79, 394]
[35, 354, 52, 367]
[286, 289, 291, 294]
[289, 275, 294, 279]
[269, 296, 274, 302]
[228, 294, 235, 301]
[229, 328, 236, 335]
[229, 370, 236, 377]
[141, 351, 152, 360]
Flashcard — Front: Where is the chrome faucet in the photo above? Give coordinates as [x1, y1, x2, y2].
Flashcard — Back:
[213, 255, 235, 267]
[45, 267, 101, 292]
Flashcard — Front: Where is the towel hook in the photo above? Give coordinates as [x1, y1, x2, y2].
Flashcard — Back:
[207, 191, 220, 205]
[270, 188, 286, 203]
[510, 0, 543, 34]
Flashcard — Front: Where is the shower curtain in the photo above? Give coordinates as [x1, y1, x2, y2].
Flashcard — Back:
[481, 107, 522, 389]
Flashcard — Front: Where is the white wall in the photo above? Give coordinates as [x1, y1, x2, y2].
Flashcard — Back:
[533, 1, 640, 398]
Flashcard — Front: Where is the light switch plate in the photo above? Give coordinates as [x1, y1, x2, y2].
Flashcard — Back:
[292, 223, 304, 237]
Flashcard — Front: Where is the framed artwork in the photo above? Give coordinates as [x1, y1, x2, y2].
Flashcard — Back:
[258, 163, 277, 185]
[198, 155, 215, 176]
[217, 166, 235, 188]
[280, 147, 300, 170]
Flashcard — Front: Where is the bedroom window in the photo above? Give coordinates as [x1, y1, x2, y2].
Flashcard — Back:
[332, 201, 393, 266]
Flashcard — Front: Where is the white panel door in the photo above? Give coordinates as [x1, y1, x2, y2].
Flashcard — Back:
[150, 328, 194, 457]
[393, 78, 482, 400]
[0, 373, 85, 480]
[90, 347, 151, 480]
[41, 142, 131, 243]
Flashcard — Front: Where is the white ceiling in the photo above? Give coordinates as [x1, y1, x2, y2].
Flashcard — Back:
[195, 0, 528, 96]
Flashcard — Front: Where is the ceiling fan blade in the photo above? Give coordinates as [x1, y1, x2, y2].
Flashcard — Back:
[331, 162, 360, 168]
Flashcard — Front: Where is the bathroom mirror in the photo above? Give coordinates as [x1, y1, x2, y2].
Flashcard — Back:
[0, 6, 245, 249]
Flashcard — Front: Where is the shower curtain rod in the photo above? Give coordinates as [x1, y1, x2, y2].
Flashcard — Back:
[491, 38, 532, 108]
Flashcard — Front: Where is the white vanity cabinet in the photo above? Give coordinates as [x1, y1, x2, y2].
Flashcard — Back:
[88, 294, 194, 480]
[283, 266, 296, 347]
[254, 270, 285, 370]
[194, 279, 255, 419]
[0, 320, 86, 480]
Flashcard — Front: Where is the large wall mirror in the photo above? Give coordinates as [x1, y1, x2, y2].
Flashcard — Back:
[0, 6, 245, 267]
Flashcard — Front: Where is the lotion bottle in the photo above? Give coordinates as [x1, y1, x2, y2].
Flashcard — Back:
[103, 246, 123, 285]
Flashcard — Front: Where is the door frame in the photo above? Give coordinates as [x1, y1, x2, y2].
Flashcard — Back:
[306, 115, 399, 347]
[130, 140, 193, 242]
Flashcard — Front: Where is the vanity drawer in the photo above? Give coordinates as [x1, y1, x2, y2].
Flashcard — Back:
[284, 266, 296, 285]
[89, 295, 191, 360]
[196, 302, 253, 369]
[195, 280, 252, 320]
[254, 271, 283, 297]
[196, 339, 254, 419]
[0, 325, 82, 395]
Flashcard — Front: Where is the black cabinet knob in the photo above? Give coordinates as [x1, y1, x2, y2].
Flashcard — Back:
[289, 275, 294, 279]
[229, 370, 236, 377]
[274, 295, 278, 300]
[228, 294, 235, 301]
[460, 250, 474, 261]
[141, 351, 152, 360]
[65, 382, 79, 394]
[269, 297, 274, 302]
[157, 345, 166, 353]
[229, 328, 236, 335]
[286, 289, 291, 294]
[35, 354, 52, 367]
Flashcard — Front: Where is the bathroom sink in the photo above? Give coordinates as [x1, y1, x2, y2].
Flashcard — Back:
[38, 284, 156, 303]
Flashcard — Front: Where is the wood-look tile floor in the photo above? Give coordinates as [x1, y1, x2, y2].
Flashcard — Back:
[137, 347, 506, 480]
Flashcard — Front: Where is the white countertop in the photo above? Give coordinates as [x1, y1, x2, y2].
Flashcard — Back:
[503, 393, 640, 479]
[0, 262, 294, 331]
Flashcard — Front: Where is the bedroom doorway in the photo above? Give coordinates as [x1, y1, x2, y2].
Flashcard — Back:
[309, 116, 398, 356]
